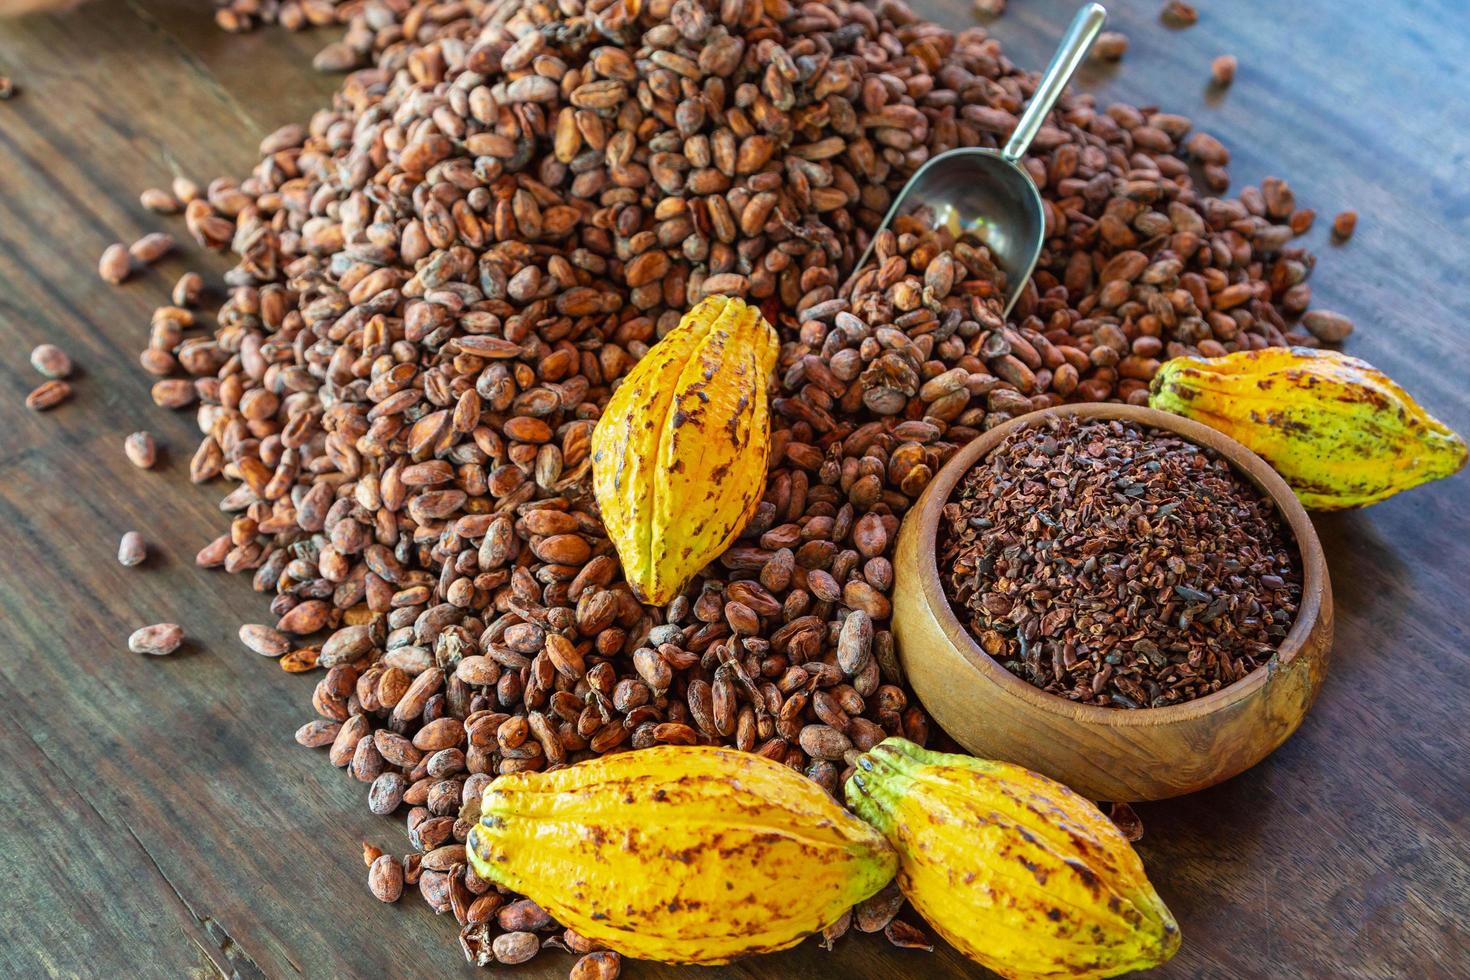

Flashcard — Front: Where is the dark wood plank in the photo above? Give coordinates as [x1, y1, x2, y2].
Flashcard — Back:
[0, 0, 1467, 978]
[0, 703, 226, 979]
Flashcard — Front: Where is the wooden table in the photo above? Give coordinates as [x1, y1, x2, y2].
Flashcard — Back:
[2, 0, 1467, 976]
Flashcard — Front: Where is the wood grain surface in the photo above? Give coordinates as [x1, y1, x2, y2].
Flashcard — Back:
[1, 0, 1467, 977]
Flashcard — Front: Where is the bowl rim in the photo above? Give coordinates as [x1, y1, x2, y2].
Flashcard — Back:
[912, 402, 1327, 727]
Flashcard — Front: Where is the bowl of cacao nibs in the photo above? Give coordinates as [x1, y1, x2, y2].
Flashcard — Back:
[892, 403, 1332, 801]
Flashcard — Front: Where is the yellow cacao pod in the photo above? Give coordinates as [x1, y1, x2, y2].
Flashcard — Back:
[591, 295, 779, 604]
[846, 738, 1180, 980]
[467, 744, 896, 965]
[1150, 347, 1466, 510]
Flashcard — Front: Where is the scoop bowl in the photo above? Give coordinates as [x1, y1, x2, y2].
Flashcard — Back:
[846, 3, 1108, 316]
[857, 148, 1047, 317]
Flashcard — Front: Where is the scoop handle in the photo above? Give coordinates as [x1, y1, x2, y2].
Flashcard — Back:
[1002, 2, 1108, 163]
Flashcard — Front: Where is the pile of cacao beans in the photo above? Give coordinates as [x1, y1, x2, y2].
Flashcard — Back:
[128, 0, 1336, 968]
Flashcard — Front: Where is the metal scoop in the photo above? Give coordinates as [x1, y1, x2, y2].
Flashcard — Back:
[848, 3, 1108, 317]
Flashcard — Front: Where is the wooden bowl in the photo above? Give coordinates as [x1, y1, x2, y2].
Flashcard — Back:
[893, 403, 1333, 801]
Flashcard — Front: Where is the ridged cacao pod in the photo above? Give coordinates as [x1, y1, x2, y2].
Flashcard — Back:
[590, 295, 779, 603]
[846, 738, 1180, 980]
[1150, 347, 1465, 509]
[467, 744, 896, 964]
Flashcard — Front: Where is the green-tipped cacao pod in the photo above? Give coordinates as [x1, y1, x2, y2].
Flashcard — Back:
[1150, 347, 1465, 509]
[846, 738, 1180, 980]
